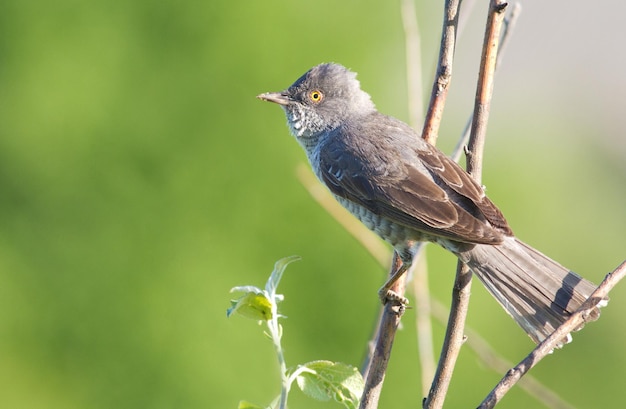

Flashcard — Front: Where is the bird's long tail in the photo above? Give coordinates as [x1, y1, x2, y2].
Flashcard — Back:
[458, 236, 607, 347]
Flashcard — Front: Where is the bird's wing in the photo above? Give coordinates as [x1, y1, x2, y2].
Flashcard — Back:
[416, 142, 512, 234]
[318, 130, 511, 244]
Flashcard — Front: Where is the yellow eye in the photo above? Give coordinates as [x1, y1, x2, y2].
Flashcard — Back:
[309, 90, 323, 103]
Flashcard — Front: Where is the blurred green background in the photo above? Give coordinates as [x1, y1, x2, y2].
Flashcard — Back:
[0, 0, 624, 408]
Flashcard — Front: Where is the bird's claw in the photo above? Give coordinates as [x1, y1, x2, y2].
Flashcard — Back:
[378, 288, 409, 306]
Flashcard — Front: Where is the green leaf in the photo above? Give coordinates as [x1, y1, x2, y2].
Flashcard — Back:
[294, 361, 364, 409]
[227, 292, 273, 321]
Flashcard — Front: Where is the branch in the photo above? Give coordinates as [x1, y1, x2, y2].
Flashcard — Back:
[424, 1, 508, 408]
[359, 254, 407, 409]
[478, 260, 626, 408]
[421, 0, 462, 146]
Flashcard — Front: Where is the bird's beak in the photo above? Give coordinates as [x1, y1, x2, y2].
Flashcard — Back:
[256, 92, 292, 106]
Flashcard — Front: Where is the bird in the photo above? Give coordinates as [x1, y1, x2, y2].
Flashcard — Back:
[257, 62, 606, 346]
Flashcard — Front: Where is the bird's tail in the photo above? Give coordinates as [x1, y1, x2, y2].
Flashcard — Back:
[459, 236, 607, 347]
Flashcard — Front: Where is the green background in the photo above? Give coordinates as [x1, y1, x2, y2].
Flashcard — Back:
[1, 1, 624, 408]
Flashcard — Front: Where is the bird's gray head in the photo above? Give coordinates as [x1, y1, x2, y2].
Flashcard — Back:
[257, 63, 375, 148]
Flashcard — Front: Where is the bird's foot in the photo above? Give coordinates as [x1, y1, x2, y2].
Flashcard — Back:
[378, 287, 409, 306]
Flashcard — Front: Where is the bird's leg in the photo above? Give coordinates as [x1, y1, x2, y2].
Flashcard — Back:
[378, 261, 410, 305]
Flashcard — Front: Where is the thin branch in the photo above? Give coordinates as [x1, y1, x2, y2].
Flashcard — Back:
[421, 0, 463, 145]
[359, 254, 407, 409]
[478, 260, 626, 409]
[424, 1, 508, 408]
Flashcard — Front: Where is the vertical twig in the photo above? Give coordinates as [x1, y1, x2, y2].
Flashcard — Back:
[479, 260, 626, 408]
[421, 0, 463, 146]
[359, 254, 407, 409]
[424, 1, 508, 408]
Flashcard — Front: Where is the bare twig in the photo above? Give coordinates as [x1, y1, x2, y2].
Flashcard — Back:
[421, 0, 463, 146]
[424, 2, 508, 408]
[359, 254, 407, 409]
[479, 260, 626, 409]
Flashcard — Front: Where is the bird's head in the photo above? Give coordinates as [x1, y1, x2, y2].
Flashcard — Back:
[257, 63, 375, 147]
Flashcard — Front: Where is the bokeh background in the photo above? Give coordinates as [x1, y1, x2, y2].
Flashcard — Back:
[1, 0, 624, 408]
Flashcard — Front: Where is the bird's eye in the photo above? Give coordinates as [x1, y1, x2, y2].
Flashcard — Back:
[309, 90, 323, 103]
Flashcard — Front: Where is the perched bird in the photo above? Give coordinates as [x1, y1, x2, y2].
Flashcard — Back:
[257, 63, 605, 346]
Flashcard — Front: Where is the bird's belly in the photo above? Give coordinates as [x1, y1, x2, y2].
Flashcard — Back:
[334, 196, 430, 248]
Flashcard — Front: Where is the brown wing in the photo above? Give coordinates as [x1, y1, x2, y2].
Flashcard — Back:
[318, 122, 512, 244]
[416, 142, 512, 234]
